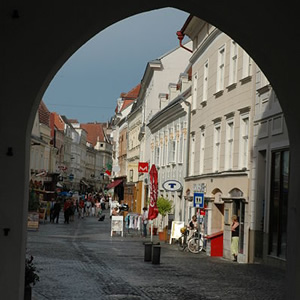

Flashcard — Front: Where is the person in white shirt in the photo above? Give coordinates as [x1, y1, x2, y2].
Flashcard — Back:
[110, 199, 119, 218]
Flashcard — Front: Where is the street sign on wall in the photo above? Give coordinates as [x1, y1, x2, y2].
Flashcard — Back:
[193, 192, 204, 208]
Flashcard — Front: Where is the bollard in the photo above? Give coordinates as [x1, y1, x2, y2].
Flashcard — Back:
[152, 245, 161, 264]
[144, 242, 153, 262]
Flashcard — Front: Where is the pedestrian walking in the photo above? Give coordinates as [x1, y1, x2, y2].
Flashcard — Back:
[52, 199, 61, 224]
[79, 198, 85, 219]
[49, 199, 55, 222]
[64, 199, 71, 224]
[231, 215, 239, 261]
[142, 207, 148, 238]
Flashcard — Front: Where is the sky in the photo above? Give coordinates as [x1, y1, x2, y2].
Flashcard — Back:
[43, 8, 189, 124]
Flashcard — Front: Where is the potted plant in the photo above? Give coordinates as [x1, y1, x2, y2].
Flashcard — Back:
[25, 255, 39, 300]
[28, 188, 40, 211]
[157, 196, 173, 241]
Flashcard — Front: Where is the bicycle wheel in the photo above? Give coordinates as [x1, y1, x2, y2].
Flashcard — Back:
[188, 237, 203, 253]
[178, 235, 186, 251]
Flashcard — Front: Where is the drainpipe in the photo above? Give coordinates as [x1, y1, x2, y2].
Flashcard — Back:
[181, 98, 191, 223]
[182, 99, 191, 178]
[176, 31, 193, 53]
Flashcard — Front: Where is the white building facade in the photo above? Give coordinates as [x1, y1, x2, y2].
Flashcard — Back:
[138, 43, 192, 211]
[182, 17, 256, 263]
[148, 73, 191, 227]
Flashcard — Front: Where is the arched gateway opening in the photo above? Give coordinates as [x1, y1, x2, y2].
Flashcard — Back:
[1, 2, 299, 299]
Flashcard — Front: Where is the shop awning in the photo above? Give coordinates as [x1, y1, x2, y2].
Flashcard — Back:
[106, 179, 123, 190]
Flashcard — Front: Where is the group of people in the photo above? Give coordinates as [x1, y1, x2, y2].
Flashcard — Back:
[77, 193, 107, 219]
[48, 197, 76, 224]
[46, 192, 110, 224]
[48, 193, 240, 262]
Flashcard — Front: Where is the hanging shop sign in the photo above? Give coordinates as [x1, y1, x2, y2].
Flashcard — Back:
[162, 180, 183, 192]
[138, 162, 149, 173]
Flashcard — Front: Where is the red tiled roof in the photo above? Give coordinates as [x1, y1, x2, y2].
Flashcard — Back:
[51, 112, 65, 131]
[122, 84, 141, 100]
[39, 100, 50, 127]
[80, 123, 106, 146]
[115, 83, 141, 114]
[120, 99, 134, 112]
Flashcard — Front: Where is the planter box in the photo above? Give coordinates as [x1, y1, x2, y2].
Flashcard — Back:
[24, 286, 32, 300]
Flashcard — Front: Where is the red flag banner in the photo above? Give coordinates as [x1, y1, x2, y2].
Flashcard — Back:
[105, 170, 111, 176]
[148, 164, 158, 220]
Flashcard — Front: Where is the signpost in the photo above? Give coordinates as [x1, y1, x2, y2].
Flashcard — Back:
[193, 192, 204, 208]
[193, 192, 205, 251]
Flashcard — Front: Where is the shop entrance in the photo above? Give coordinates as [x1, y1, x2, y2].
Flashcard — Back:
[232, 199, 245, 255]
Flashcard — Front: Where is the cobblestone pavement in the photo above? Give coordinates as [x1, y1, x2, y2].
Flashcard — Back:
[27, 210, 286, 300]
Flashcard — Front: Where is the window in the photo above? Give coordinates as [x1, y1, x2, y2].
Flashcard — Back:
[192, 72, 198, 110]
[229, 40, 238, 86]
[190, 134, 196, 175]
[213, 124, 221, 171]
[216, 45, 226, 92]
[153, 136, 161, 166]
[170, 140, 176, 163]
[151, 140, 155, 165]
[155, 144, 160, 166]
[168, 128, 176, 164]
[163, 134, 168, 166]
[239, 115, 249, 169]
[202, 60, 209, 102]
[269, 150, 289, 259]
[199, 128, 205, 174]
[242, 51, 252, 79]
[225, 120, 234, 170]
[129, 169, 133, 182]
[178, 123, 184, 163]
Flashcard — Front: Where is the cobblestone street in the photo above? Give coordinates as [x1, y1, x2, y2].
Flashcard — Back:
[27, 211, 286, 300]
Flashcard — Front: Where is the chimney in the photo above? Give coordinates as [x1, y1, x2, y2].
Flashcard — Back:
[168, 83, 179, 101]
[159, 93, 169, 110]
[179, 73, 190, 92]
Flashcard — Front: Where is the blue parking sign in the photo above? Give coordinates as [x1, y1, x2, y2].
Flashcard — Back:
[193, 192, 204, 208]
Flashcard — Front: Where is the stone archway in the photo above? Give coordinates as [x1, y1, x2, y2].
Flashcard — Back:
[1, 2, 299, 299]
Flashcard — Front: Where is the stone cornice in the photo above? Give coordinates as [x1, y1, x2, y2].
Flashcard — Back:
[189, 28, 222, 65]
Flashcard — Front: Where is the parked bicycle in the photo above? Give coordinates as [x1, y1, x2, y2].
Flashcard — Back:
[177, 226, 204, 254]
